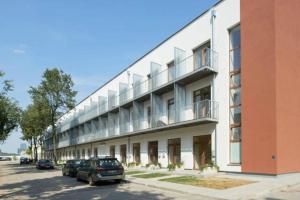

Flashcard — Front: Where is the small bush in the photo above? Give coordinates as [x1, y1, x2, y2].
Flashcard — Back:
[167, 164, 176, 171]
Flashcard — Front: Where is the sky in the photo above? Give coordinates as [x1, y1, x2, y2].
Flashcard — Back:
[0, 0, 218, 153]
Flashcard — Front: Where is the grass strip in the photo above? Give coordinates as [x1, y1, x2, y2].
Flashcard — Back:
[160, 176, 256, 190]
[133, 173, 170, 179]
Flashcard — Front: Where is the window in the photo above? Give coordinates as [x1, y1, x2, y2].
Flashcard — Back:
[81, 149, 85, 159]
[194, 42, 210, 69]
[147, 106, 151, 127]
[167, 98, 175, 124]
[229, 25, 241, 164]
[193, 86, 211, 119]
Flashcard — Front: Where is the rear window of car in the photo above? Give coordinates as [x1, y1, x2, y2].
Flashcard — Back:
[40, 160, 50, 163]
[74, 160, 82, 165]
[97, 159, 121, 168]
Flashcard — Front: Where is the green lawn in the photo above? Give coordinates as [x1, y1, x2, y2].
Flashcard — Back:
[133, 173, 170, 179]
[160, 176, 256, 190]
[125, 171, 146, 175]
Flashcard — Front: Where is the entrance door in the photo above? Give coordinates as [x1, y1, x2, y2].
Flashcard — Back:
[120, 144, 127, 164]
[110, 145, 115, 158]
[133, 143, 141, 163]
[168, 138, 181, 164]
[148, 141, 158, 164]
[193, 135, 212, 170]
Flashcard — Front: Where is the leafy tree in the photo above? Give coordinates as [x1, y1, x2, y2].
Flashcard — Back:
[29, 68, 77, 163]
[20, 99, 51, 162]
[0, 71, 21, 143]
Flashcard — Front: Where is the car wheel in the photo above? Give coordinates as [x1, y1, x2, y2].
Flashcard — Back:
[115, 179, 122, 184]
[88, 176, 95, 186]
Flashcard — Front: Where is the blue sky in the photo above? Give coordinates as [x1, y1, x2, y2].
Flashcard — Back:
[0, 0, 218, 153]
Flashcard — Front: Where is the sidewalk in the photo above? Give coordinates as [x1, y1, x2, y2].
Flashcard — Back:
[125, 171, 300, 200]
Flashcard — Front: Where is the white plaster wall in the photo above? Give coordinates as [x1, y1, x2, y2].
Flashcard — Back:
[55, 0, 241, 172]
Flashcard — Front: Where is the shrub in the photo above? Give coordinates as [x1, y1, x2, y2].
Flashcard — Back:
[167, 164, 176, 171]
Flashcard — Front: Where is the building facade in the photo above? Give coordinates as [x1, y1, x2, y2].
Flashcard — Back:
[43, 0, 300, 175]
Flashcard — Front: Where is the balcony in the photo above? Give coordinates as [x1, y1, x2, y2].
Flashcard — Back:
[49, 48, 219, 149]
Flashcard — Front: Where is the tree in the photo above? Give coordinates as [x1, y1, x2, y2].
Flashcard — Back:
[0, 71, 21, 143]
[29, 68, 77, 163]
[20, 99, 51, 162]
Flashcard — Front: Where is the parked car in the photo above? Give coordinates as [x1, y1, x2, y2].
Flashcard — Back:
[20, 157, 30, 164]
[36, 159, 54, 169]
[62, 159, 85, 177]
[76, 157, 125, 186]
[0, 157, 11, 161]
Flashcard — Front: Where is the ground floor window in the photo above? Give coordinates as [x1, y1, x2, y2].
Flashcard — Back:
[87, 149, 91, 158]
[230, 126, 241, 163]
[77, 150, 80, 159]
[193, 135, 212, 169]
[72, 150, 76, 158]
[110, 145, 115, 158]
[94, 148, 98, 157]
[132, 143, 140, 163]
[120, 144, 127, 164]
[148, 141, 158, 164]
[81, 149, 85, 159]
[168, 138, 181, 165]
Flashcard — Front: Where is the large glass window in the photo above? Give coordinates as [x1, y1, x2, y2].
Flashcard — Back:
[133, 143, 141, 164]
[194, 42, 211, 68]
[229, 25, 241, 164]
[168, 138, 181, 165]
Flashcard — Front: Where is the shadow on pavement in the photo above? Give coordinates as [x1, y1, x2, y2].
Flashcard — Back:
[0, 172, 175, 200]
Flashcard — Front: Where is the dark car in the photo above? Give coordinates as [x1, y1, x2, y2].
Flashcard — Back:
[62, 159, 85, 177]
[36, 159, 54, 169]
[76, 158, 125, 186]
[20, 157, 30, 164]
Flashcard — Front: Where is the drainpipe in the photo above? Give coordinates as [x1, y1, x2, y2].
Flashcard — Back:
[211, 9, 218, 166]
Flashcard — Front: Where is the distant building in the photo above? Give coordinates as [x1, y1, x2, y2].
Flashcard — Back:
[18, 143, 27, 155]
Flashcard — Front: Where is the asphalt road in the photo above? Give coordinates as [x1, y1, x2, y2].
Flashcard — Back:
[0, 161, 216, 200]
[1, 161, 299, 200]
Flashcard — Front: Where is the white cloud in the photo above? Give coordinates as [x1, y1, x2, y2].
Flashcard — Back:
[13, 48, 26, 54]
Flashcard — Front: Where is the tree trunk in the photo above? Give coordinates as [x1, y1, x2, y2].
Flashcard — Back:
[33, 138, 38, 163]
[51, 110, 57, 165]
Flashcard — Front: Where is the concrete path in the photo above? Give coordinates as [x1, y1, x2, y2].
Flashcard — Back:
[126, 171, 300, 200]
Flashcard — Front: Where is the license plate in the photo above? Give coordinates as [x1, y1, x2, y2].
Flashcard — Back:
[107, 170, 117, 173]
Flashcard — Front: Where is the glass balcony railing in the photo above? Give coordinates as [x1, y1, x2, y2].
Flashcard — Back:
[52, 100, 218, 149]
[134, 79, 151, 98]
[119, 88, 133, 105]
[49, 48, 220, 149]
[183, 100, 219, 121]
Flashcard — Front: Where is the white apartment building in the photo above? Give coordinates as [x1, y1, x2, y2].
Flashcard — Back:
[44, 0, 242, 172]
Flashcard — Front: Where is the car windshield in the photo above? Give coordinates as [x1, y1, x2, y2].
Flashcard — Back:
[97, 159, 121, 168]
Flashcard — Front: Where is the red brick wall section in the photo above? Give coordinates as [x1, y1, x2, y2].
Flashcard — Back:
[274, 0, 300, 174]
[241, 0, 300, 174]
[241, 0, 277, 174]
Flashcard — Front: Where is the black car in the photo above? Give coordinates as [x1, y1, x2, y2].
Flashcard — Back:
[62, 159, 85, 177]
[36, 159, 54, 169]
[76, 158, 125, 186]
[20, 157, 30, 164]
